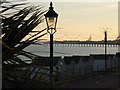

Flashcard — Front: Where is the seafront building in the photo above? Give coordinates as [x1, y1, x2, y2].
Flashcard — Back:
[29, 52, 120, 79]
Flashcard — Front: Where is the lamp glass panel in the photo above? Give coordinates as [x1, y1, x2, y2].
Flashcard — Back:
[47, 17, 56, 29]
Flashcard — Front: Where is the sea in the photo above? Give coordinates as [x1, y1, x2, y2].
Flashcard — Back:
[24, 43, 119, 57]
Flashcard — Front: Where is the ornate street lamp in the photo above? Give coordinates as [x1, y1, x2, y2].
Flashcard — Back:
[44, 2, 58, 75]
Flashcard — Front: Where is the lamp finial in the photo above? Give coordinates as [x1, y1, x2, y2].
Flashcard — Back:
[50, 2, 53, 7]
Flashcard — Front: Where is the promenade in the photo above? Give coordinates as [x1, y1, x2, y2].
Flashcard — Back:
[63, 71, 120, 88]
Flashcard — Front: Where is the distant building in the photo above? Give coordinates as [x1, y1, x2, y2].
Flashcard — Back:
[64, 56, 87, 77]
[64, 56, 73, 76]
[77, 56, 86, 76]
[83, 56, 94, 74]
[72, 56, 84, 77]
[116, 52, 120, 67]
[107, 54, 115, 69]
[90, 54, 115, 71]
[112, 54, 117, 68]
[29, 53, 119, 79]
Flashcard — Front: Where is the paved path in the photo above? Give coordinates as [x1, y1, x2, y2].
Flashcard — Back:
[64, 72, 120, 88]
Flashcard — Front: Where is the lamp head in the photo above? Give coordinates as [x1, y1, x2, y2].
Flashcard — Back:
[44, 2, 58, 34]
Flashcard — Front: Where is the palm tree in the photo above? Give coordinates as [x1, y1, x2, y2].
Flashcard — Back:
[1, 1, 71, 88]
[1, 1, 48, 88]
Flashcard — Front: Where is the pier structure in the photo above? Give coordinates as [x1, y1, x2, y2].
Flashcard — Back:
[43, 41, 120, 47]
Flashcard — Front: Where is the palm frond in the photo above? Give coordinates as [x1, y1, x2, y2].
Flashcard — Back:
[26, 28, 47, 41]
[1, 3, 26, 13]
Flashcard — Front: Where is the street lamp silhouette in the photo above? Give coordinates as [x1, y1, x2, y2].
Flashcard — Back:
[44, 2, 58, 74]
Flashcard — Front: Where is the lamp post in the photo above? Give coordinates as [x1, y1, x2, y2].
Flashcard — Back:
[104, 31, 107, 70]
[44, 2, 58, 85]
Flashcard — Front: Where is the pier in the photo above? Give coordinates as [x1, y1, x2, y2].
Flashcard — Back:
[43, 40, 120, 47]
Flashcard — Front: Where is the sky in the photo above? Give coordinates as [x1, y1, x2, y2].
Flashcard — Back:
[5, 0, 119, 41]
[34, 2, 118, 41]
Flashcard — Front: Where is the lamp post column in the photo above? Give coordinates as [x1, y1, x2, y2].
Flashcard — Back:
[50, 33, 53, 74]
[105, 31, 107, 70]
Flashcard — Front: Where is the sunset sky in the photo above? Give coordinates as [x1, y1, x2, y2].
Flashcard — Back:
[7, 0, 119, 41]
[36, 2, 118, 41]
